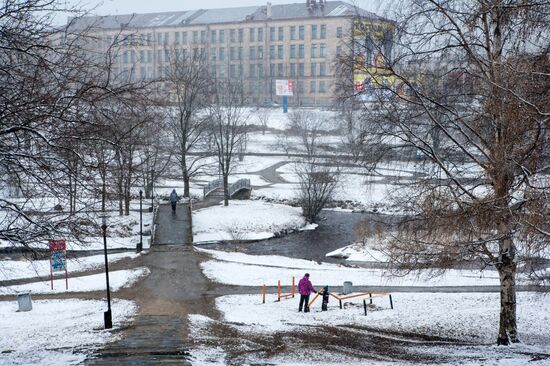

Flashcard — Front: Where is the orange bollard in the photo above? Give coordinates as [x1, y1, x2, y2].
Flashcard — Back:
[291, 276, 295, 298]
[277, 280, 281, 302]
[262, 284, 266, 304]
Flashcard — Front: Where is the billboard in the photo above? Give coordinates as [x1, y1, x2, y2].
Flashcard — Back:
[275, 79, 293, 96]
[352, 20, 395, 99]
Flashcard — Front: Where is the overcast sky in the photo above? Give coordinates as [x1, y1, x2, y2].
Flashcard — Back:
[58, 0, 392, 24]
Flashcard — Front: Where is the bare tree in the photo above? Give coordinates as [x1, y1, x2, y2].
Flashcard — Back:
[257, 108, 271, 135]
[166, 51, 213, 197]
[341, 0, 549, 345]
[288, 110, 339, 222]
[208, 79, 249, 206]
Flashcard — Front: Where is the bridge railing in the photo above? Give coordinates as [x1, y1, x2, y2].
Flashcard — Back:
[203, 178, 251, 198]
[203, 178, 223, 198]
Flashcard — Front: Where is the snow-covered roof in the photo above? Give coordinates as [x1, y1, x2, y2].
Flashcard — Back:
[67, 1, 384, 31]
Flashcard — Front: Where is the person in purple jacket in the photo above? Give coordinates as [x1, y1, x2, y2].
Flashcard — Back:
[298, 273, 316, 312]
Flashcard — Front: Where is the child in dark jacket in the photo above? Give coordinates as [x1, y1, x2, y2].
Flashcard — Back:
[321, 286, 329, 311]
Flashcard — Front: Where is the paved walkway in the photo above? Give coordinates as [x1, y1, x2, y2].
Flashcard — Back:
[87, 203, 216, 365]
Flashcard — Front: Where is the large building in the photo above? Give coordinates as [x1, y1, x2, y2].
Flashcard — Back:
[70, 0, 391, 106]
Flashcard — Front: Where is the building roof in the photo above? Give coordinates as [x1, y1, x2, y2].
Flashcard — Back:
[67, 1, 383, 31]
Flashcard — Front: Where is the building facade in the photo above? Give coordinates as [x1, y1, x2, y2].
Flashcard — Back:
[71, 1, 390, 106]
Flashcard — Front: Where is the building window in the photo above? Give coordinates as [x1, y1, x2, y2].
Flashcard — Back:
[139, 50, 145, 62]
[210, 65, 216, 77]
[156, 50, 161, 63]
[320, 43, 326, 57]
[182, 32, 187, 44]
[320, 62, 326, 76]
[175, 32, 180, 44]
[230, 47, 236, 60]
[311, 44, 318, 58]
[290, 26, 296, 40]
[299, 44, 304, 58]
[277, 63, 284, 77]
[147, 50, 153, 63]
[238, 46, 243, 60]
[310, 63, 317, 76]
[298, 62, 304, 76]
[249, 46, 256, 60]
[157, 33, 162, 45]
[238, 29, 244, 42]
[270, 63, 275, 77]
[337, 27, 343, 38]
[336, 46, 342, 56]
[219, 30, 225, 43]
[147, 33, 152, 46]
[290, 45, 296, 58]
[230, 64, 236, 77]
[219, 47, 225, 61]
[164, 49, 169, 62]
[320, 24, 326, 39]
[258, 28, 263, 42]
[258, 46, 264, 59]
[201, 31, 206, 44]
[270, 27, 276, 41]
[249, 64, 256, 78]
[299, 25, 304, 40]
[269, 45, 275, 59]
[239, 64, 243, 76]
[211, 47, 216, 61]
[230, 29, 236, 42]
[219, 64, 225, 77]
[164, 32, 169, 44]
[193, 31, 198, 44]
[182, 49, 188, 60]
[297, 81, 304, 93]
[319, 80, 326, 93]
[211, 30, 217, 44]
[258, 64, 264, 78]
[278, 27, 284, 41]
[277, 45, 283, 59]
[123, 51, 129, 64]
[249, 28, 255, 42]
[311, 25, 317, 39]
[290, 63, 296, 77]
[310, 80, 316, 93]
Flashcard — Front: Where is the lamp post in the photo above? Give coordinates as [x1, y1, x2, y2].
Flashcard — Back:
[101, 215, 113, 329]
[149, 168, 155, 212]
[137, 190, 143, 253]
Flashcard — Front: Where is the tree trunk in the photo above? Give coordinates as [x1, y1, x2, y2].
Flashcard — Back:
[184, 174, 190, 198]
[223, 174, 229, 206]
[496, 229, 519, 345]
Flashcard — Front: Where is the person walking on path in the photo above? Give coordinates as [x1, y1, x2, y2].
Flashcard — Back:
[298, 273, 316, 313]
[169, 189, 179, 213]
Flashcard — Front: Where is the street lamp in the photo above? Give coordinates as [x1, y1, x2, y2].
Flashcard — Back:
[149, 168, 155, 212]
[101, 215, 113, 329]
[137, 190, 143, 253]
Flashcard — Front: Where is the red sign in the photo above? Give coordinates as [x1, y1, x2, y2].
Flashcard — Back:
[49, 240, 68, 290]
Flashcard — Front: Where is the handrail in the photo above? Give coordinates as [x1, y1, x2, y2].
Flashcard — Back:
[203, 178, 251, 198]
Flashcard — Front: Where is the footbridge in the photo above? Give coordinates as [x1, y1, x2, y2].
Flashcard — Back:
[202, 178, 251, 199]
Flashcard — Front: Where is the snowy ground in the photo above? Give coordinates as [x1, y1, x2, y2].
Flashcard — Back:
[1, 267, 150, 294]
[0, 299, 137, 366]
[187, 292, 550, 365]
[197, 248, 503, 287]
[192, 201, 310, 243]
[0, 252, 140, 281]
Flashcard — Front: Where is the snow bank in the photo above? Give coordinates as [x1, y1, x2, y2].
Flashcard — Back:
[198, 249, 501, 287]
[2, 267, 150, 294]
[192, 201, 307, 243]
[0, 299, 136, 366]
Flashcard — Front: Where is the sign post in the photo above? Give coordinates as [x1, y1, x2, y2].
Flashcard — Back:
[49, 240, 68, 290]
[275, 79, 293, 113]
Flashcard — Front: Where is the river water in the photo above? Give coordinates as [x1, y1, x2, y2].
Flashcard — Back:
[198, 210, 393, 265]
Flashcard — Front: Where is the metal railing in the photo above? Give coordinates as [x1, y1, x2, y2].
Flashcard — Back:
[202, 178, 251, 198]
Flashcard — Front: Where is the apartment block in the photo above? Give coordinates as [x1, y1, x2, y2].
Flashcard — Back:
[69, 0, 391, 106]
